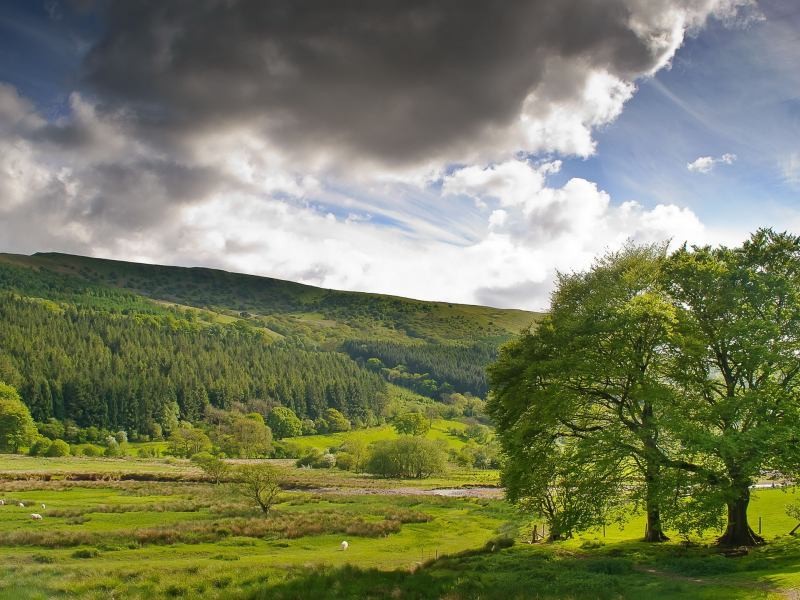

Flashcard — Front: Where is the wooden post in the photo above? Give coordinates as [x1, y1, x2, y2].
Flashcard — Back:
[603, 523, 606, 537]
[759, 517, 762, 535]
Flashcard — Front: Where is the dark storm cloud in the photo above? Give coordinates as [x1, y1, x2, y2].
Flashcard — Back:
[81, 0, 674, 165]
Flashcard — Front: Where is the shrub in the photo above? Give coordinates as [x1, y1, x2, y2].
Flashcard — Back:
[31, 553, 55, 564]
[335, 452, 356, 471]
[28, 438, 51, 457]
[82, 445, 104, 457]
[44, 439, 70, 457]
[72, 548, 99, 559]
[104, 441, 123, 457]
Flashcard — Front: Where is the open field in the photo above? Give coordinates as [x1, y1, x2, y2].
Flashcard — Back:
[287, 419, 470, 452]
[0, 455, 799, 599]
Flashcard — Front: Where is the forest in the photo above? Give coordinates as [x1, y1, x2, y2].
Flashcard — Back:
[0, 254, 531, 438]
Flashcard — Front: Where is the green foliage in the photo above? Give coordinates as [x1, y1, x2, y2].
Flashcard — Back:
[344, 340, 498, 397]
[28, 437, 51, 456]
[168, 428, 211, 458]
[662, 229, 800, 545]
[82, 444, 104, 457]
[190, 451, 230, 484]
[0, 383, 37, 453]
[489, 230, 800, 546]
[268, 407, 303, 439]
[236, 462, 283, 516]
[322, 408, 350, 433]
[392, 412, 430, 436]
[231, 418, 272, 458]
[295, 448, 335, 469]
[44, 439, 70, 457]
[0, 294, 386, 431]
[365, 436, 447, 478]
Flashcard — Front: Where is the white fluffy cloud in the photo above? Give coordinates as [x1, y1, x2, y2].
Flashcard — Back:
[687, 152, 737, 172]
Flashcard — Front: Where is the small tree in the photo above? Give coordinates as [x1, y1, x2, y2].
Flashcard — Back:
[342, 434, 369, 473]
[0, 383, 37, 453]
[232, 418, 272, 458]
[323, 409, 350, 432]
[191, 451, 230, 484]
[236, 463, 283, 516]
[267, 407, 303, 439]
[392, 412, 430, 436]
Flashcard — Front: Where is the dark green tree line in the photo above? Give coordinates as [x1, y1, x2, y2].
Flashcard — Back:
[0, 295, 386, 435]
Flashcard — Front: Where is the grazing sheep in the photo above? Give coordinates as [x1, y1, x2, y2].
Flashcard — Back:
[341, 541, 348, 551]
[0, 499, 4, 505]
[30, 514, 43, 520]
[41, 504, 46, 509]
[18, 503, 24, 507]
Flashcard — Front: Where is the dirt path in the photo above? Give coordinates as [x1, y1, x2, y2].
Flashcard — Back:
[634, 564, 798, 599]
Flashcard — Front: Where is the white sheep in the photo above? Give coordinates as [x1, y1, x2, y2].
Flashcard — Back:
[341, 541, 348, 551]
[18, 503, 24, 508]
[30, 513, 42, 520]
[41, 504, 46, 509]
[0, 499, 4, 505]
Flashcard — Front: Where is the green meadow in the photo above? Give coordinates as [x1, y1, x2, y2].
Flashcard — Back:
[0, 455, 799, 599]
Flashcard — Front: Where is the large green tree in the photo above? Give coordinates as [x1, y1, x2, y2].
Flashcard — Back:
[664, 229, 800, 546]
[0, 383, 37, 453]
[487, 242, 683, 542]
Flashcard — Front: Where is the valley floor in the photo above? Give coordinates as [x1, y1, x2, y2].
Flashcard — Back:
[0, 455, 799, 599]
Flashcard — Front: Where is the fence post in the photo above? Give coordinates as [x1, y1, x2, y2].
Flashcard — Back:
[759, 517, 762, 535]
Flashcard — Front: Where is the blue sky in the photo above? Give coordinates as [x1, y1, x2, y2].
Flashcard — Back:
[0, 0, 797, 310]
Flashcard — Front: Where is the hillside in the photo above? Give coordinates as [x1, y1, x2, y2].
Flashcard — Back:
[0, 252, 538, 344]
[0, 251, 540, 431]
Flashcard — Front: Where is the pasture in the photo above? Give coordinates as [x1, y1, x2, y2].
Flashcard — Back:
[0, 455, 799, 599]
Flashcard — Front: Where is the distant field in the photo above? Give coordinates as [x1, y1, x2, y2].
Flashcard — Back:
[287, 418, 469, 452]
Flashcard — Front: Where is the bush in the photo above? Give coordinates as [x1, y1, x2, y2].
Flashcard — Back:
[28, 438, 51, 457]
[104, 441, 123, 457]
[44, 439, 70, 457]
[335, 452, 356, 471]
[138, 446, 155, 458]
[82, 445, 104, 457]
[72, 548, 99, 559]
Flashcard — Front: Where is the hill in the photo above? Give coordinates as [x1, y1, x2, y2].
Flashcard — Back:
[0, 252, 538, 344]
[0, 251, 540, 432]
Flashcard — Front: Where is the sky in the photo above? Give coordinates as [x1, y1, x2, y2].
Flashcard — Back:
[0, 0, 798, 311]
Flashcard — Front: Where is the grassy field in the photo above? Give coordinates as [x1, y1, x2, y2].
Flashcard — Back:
[0, 455, 799, 599]
[288, 418, 470, 453]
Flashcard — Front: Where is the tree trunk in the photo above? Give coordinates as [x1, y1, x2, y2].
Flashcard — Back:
[642, 435, 669, 542]
[716, 484, 764, 546]
[644, 501, 669, 542]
